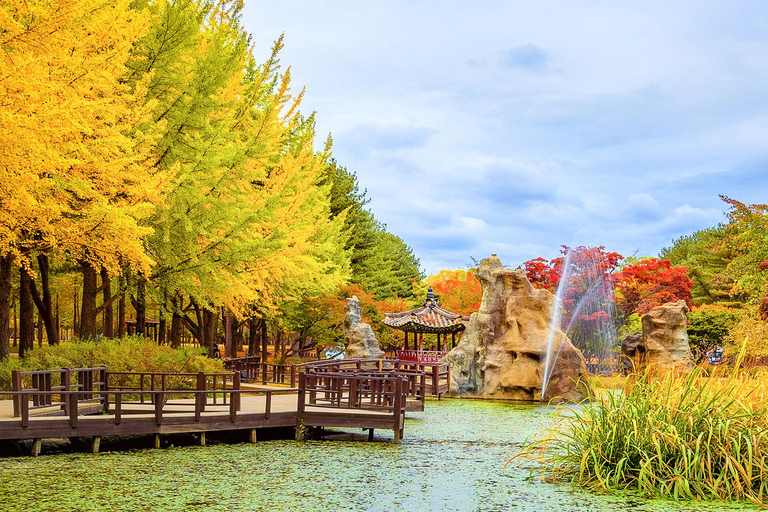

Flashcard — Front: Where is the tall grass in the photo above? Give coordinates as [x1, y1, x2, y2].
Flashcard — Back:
[514, 353, 768, 505]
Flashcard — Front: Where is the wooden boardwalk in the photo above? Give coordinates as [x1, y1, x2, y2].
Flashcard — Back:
[0, 360, 450, 455]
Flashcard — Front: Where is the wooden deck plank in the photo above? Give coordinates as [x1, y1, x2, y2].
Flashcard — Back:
[0, 388, 404, 442]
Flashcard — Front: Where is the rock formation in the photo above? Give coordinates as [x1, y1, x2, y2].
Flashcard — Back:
[620, 334, 645, 374]
[343, 296, 384, 359]
[638, 300, 693, 375]
[443, 255, 589, 402]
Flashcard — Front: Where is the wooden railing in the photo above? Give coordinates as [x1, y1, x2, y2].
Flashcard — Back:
[3, 366, 410, 445]
[223, 357, 296, 386]
[10, 368, 243, 417]
[391, 360, 451, 396]
[297, 371, 407, 442]
[106, 371, 238, 405]
[295, 358, 450, 397]
[6, 387, 294, 431]
[397, 350, 449, 363]
[10, 367, 107, 417]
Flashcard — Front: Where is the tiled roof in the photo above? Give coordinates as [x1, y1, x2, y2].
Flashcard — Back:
[382, 287, 469, 333]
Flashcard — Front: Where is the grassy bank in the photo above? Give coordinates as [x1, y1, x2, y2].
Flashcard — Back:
[516, 361, 768, 505]
[0, 337, 224, 390]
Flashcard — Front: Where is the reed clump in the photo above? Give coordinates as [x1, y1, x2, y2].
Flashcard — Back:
[515, 358, 768, 505]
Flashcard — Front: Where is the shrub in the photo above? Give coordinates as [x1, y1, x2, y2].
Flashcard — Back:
[0, 337, 224, 390]
[514, 354, 768, 505]
[687, 305, 741, 355]
[725, 311, 768, 359]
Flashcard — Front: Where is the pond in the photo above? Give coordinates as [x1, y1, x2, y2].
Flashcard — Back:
[0, 399, 758, 511]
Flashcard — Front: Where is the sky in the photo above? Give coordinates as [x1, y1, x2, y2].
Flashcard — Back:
[241, 1, 768, 275]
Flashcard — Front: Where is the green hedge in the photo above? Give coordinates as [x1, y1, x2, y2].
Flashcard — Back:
[0, 337, 224, 390]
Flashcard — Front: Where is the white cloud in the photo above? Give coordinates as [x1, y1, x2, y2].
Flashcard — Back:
[242, 1, 768, 274]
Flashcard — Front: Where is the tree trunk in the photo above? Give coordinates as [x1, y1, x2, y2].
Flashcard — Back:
[79, 262, 98, 339]
[133, 279, 146, 337]
[159, 315, 166, 344]
[224, 308, 233, 358]
[232, 317, 243, 355]
[0, 254, 13, 359]
[247, 317, 258, 357]
[72, 285, 79, 337]
[55, 295, 60, 343]
[170, 312, 182, 348]
[275, 330, 283, 362]
[12, 295, 17, 347]
[100, 267, 113, 338]
[117, 292, 125, 337]
[28, 254, 59, 345]
[202, 308, 218, 356]
[192, 300, 203, 345]
[19, 267, 34, 357]
[169, 294, 182, 348]
[261, 320, 268, 363]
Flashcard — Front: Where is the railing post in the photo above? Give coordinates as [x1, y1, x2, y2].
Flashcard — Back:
[31, 373, 39, 407]
[309, 373, 317, 405]
[229, 390, 237, 423]
[20, 392, 28, 428]
[62, 369, 71, 414]
[290, 365, 297, 388]
[154, 392, 163, 426]
[393, 377, 403, 443]
[196, 372, 206, 415]
[432, 365, 439, 396]
[69, 392, 78, 428]
[101, 368, 109, 414]
[114, 393, 122, 425]
[233, 371, 241, 412]
[11, 370, 21, 417]
[296, 373, 306, 437]
[264, 391, 271, 419]
[349, 377, 358, 408]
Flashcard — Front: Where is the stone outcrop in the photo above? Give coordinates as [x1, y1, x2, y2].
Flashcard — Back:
[343, 296, 384, 359]
[443, 255, 589, 402]
[638, 300, 693, 375]
[620, 334, 645, 374]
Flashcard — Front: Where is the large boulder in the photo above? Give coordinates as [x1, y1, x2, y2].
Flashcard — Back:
[343, 296, 384, 359]
[443, 255, 589, 402]
[639, 300, 693, 375]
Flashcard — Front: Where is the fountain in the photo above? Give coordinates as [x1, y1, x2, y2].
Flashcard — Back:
[541, 247, 619, 396]
[443, 255, 589, 402]
[541, 249, 572, 398]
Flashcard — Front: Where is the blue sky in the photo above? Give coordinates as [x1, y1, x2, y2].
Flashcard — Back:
[242, 1, 768, 274]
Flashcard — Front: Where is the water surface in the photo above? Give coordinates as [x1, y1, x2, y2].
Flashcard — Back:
[0, 399, 758, 511]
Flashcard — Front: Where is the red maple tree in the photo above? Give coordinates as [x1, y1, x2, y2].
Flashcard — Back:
[613, 257, 694, 316]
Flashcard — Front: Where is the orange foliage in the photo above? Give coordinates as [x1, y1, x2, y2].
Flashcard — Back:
[426, 269, 482, 316]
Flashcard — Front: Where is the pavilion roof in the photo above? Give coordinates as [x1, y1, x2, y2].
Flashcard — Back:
[382, 287, 469, 334]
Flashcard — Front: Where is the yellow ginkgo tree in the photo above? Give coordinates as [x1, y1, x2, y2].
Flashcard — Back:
[0, 0, 163, 354]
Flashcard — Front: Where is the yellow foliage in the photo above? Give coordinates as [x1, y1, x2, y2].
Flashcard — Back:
[0, 0, 162, 273]
[725, 310, 768, 358]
